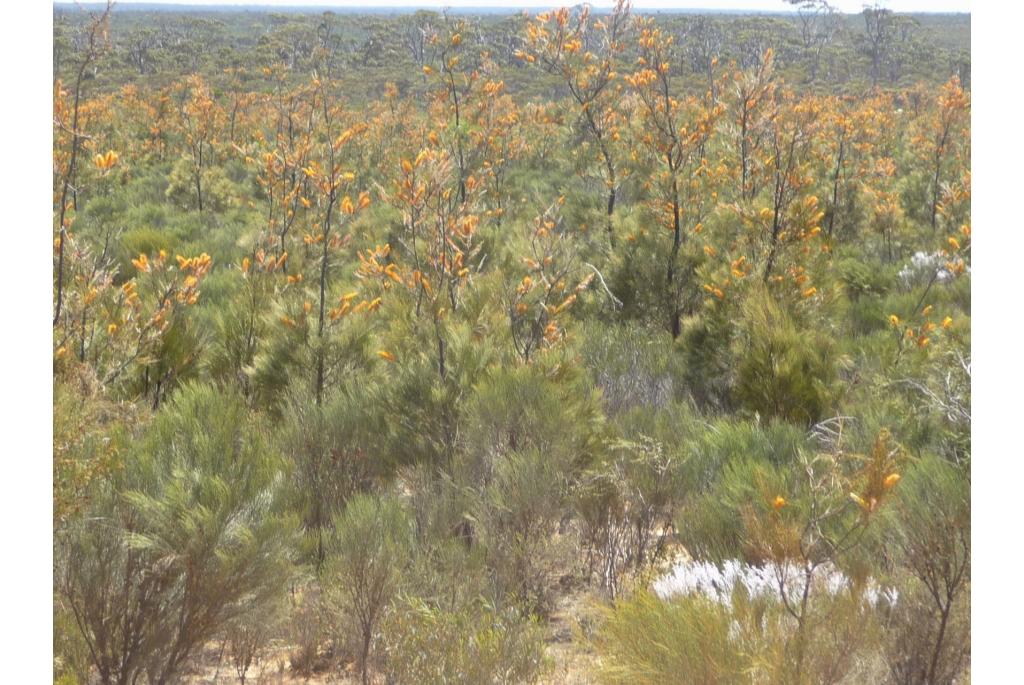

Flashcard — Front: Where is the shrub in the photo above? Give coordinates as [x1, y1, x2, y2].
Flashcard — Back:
[579, 322, 684, 415]
[837, 256, 893, 302]
[382, 597, 547, 685]
[575, 435, 684, 597]
[225, 596, 284, 685]
[286, 581, 333, 677]
[731, 289, 837, 425]
[56, 382, 295, 685]
[281, 391, 380, 569]
[593, 591, 747, 685]
[118, 226, 174, 278]
[322, 493, 413, 685]
[878, 455, 970, 685]
[460, 360, 605, 483]
[474, 448, 566, 614]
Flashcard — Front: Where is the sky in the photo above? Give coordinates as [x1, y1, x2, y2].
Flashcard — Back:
[104, 0, 972, 14]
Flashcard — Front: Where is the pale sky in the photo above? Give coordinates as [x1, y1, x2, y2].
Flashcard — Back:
[106, 0, 971, 14]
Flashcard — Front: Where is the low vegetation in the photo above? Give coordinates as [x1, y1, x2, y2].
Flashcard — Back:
[53, 2, 970, 683]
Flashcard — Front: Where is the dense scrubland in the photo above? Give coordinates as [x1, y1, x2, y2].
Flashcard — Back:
[53, 2, 970, 683]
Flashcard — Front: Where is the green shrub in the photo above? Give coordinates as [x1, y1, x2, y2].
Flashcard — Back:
[56, 382, 295, 685]
[593, 591, 747, 685]
[117, 226, 175, 277]
[460, 359, 605, 482]
[579, 322, 685, 415]
[382, 597, 547, 685]
[837, 256, 893, 302]
[575, 434, 685, 597]
[731, 289, 837, 425]
[878, 455, 970, 685]
[323, 493, 414, 685]
[474, 448, 566, 614]
[281, 391, 381, 568]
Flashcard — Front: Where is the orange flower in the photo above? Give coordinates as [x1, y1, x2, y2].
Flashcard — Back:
[883, 473, 901, 489]
[772, 496, 786, 511]
[377, 350, 396, 362]
[93, 150, 119, 171]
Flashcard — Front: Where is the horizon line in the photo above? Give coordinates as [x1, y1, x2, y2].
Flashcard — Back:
[52, 2, 972, 15]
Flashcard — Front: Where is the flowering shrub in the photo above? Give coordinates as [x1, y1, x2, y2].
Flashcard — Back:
[653, 557, 898, 609]
[898, 251, 968, 288]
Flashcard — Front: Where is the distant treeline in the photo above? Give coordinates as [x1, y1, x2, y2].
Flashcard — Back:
[54, 4, 970, 100]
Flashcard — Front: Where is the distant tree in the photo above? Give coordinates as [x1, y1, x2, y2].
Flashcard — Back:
[398, 9, 441, 68]
[680, 16, 723, 103]
[861, 5, 892, 86]
[861, 5, 920, 86]
[787, 0, 839, 82]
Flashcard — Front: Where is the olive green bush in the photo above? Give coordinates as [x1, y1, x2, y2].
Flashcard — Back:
[382, 597, 547, 685]
[322, 493, 414, 685]
[56, 382, 295, 685]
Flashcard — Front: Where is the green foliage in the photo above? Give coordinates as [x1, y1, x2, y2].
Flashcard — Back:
[281, 390, 381, 568]
[877, 455, 970, 685]
[165, 155, 239, 212]
[837, 255, 894, 302]
[474, 449, 566, 614]
[53, 7, 971, 682]
[382, 597, 547, 685]
[461, 360, 605, 480]
[579, 321, 686, 415]
[57, 382, 295, 685]
[731, 288, 838, 425]
[323, 493, 414, 685]
[678, 304, 736, 410]
[118, 226, 174, 276]
[594, 591, 747, 685]
[576, 430, 688, 596]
